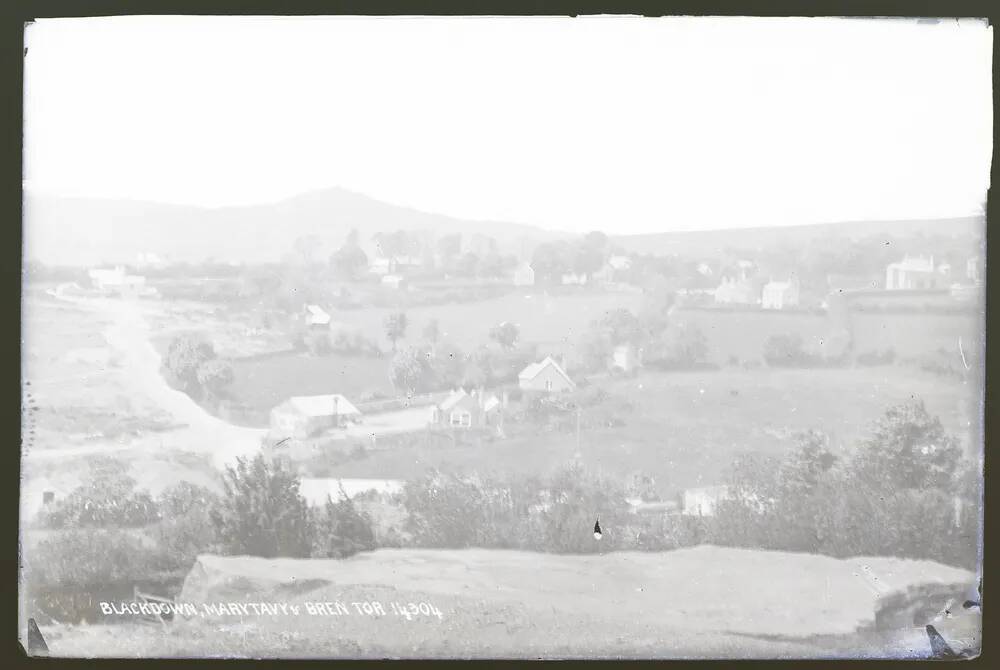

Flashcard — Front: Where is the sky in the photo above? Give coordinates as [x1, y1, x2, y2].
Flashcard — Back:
[23, 16, 993, 234]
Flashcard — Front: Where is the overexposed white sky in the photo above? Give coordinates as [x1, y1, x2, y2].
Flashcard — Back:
[23, 15, 993, 234]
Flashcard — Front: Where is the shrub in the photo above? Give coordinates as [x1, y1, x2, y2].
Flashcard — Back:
[27, 528, 166, 590]
[211, 454, 313, 558]
[312, 492, 377, 558]
[762, 333, 823, 368]
[38, 460, 160, 529]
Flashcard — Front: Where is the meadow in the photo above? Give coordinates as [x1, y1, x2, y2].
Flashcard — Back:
[314, 365, 975, 499]
[671, 307, 983, 365]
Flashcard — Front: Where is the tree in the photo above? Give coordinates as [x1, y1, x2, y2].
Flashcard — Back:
[436, 234, 462, 265]
[489, 321, 520, 351]
[330, 229, 369, 280]
[851, 400, 963, 492]
[314, 489, 377, 558]
[422, 319, 442, 346]
[652, 322, 709, 368]
[163, 335, 216, 396]
[384, 312, 409, 352]
[211, 454, 313, 558]
[196, 359, 234, 398]
[389, 345, 433, 394]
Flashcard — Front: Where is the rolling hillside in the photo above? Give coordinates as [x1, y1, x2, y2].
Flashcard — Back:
[23, 187, 565, 267]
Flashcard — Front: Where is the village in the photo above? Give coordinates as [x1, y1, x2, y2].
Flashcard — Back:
[36, 223, 983, 522]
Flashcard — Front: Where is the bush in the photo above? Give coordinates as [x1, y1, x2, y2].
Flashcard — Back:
[27, 528, 167, 590]
[762, 333, 823, 368]
[707, 401, 978, 569]
[38, 460, 160, 529]
[312, 492, 377, 558]
[211, 454, 313, 558]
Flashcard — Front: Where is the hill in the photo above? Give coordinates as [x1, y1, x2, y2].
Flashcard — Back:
[30, 546, 974, 658]
[612, 216, 984, 258]
[23, 187, 565, 267]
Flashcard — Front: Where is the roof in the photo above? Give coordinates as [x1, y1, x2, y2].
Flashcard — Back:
[439, 389, 470, 411]
[281, 394, 361, 417]
[608, 255, 632, 270]
[305, 304, 331, 325]
[887, 256, 936, 273]
[438, 389, 501, 413]
[518, 356, 575, 386]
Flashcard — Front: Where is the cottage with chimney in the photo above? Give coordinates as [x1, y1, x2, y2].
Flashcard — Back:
[270, 394, 362, 439]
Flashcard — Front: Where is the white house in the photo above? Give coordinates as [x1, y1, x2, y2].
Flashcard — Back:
[518, 356, 576, 393]
[608, 255, 632, 271]
[610, 343, 641, 374]
[885, 255, 948, 290]
[967, 257, 983, 284]
[269, 394, 362, 439]
[429, 388, 502, 429]
[512, 262, 535, 286]
[561, 272, 588, 286]
[368, 257, 393, 276]
[88, 266, 149, 296]
[681, 485, 731, 516]
[761, 274, 801, 310]
[381, 274, 405, 290]
[305, 304, 331, 329]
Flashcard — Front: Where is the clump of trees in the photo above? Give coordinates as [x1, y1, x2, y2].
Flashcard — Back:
[162, 335, 234, 405]
[709, 400, 977, 569]
[401, 465, 633, 554]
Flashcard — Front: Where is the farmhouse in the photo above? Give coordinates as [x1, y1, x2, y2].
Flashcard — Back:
[884, 255, 949, 290]
[967, 256, 983, 284]
[429, 388, 502, 428]
[518, 356, 576, 393]
[87, 265, 149, 296]
[593, 256, 632, 285]
[381, 274, 406, 290]
[561, 272, 588, 286]
[305, 304, 331, 329]
[609, 343, 641, 374]
[681, 485, 731, 516]
[761, 274, 800, 310]
[368, 257, 393, 276]
[512, 262, 535, 286]
[270, 394, 362, 439]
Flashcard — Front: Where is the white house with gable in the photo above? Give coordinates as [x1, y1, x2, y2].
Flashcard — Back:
[518, 356, 576, 393]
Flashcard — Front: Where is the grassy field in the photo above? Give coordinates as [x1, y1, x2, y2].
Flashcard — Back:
[31, 546, 973, 658]
[228, 352, 394, 419]
[322, 366, 974, 498]
[327, 289, 644, 351]
[672, 307, 983, 365]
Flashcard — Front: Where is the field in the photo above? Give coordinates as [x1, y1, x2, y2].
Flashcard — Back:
[31, 546, 975, 658]
[325, 289, 644, 351]
[228, 352, 393, 422]
[318, 366, 974, 498]
[671, 307, 983, 365]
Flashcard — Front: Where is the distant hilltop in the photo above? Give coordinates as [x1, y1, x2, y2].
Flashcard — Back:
[22, 187, 564, 267]
[23, 185, 983, 267]
[612, 216, 984, 259]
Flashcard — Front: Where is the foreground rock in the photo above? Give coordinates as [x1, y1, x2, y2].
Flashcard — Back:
[31, 546, 976, 658]
[168, 546, 975, 658]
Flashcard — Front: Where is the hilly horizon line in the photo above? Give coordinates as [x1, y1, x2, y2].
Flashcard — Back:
[23, 184, 984, 239]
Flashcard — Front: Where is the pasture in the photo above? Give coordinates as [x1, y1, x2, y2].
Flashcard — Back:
[322, 365, 975, 498]
[672, 307, 983, 364]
